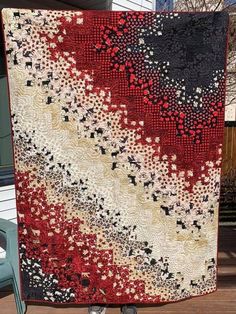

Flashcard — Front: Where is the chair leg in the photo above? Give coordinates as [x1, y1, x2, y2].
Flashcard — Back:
[12, 278, 27, 314]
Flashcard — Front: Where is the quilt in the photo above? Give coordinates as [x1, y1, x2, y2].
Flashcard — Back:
[2, 9, 229, 304]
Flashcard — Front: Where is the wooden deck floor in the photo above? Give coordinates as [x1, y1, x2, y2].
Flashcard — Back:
[1, 226, 236, 314]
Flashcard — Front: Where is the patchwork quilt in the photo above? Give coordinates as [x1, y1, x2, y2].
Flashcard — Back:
[2, 9, 229, 304]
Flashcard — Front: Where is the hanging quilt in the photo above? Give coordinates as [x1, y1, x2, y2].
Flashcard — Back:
[2, 9, 229, 304]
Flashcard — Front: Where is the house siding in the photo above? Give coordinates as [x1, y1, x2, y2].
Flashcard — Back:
[112, 0, 153, 11]
[0, 185, 16, 222]
[0, 185, 16, 257]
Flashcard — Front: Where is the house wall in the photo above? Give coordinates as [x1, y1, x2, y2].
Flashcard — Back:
[0, 185, 16, 257]
[112, 0, 154, 11]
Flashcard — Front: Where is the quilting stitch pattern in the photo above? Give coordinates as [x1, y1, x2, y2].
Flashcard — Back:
[2, 9, 228, 304]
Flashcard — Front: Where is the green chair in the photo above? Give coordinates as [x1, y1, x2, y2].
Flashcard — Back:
[0, 218, 26, 314]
